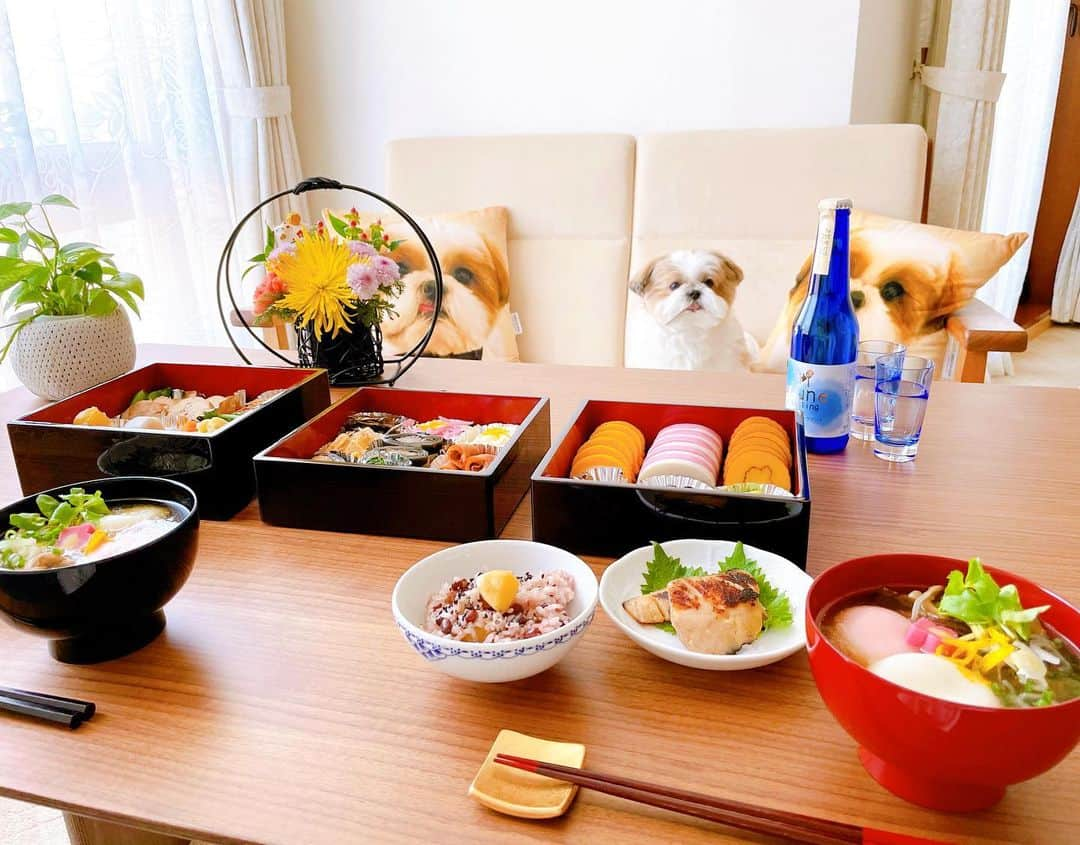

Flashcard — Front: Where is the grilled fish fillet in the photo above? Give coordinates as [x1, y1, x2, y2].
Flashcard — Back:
[622, 590, 670, 624]
[667, 572, 765, 654]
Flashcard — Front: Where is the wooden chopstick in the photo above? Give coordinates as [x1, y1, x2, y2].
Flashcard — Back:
[0, 686, 95, 719]
[495, 754, 861, 845]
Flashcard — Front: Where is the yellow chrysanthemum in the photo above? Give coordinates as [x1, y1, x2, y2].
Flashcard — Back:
[270, 232, 357, 338]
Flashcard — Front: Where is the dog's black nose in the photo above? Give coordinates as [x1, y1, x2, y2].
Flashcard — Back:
[421, 279, 437, 301]
[687, 289, 701, 301]
[850, 290, 865, 310]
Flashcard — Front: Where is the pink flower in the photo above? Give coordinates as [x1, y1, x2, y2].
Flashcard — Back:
[349, 240, 377, 258]
[268, 242, 296, 262]
[253, 272, 287, 315]
[347, 262, 381, 301]
[370, 254, 400, 286]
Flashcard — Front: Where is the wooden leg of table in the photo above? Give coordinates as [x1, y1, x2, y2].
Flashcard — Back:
[64, 813, 194, 845]
[959, 350, 988, 384]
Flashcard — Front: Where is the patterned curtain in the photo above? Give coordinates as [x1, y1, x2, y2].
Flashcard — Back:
[910, 0, 1009, 231]
[1051, 188, 1080, 323]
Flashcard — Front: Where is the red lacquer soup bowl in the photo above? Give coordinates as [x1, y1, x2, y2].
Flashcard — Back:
[806, 554, 1080, 812]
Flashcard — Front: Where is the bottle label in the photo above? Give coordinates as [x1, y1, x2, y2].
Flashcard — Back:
[786, 359, 855, 438]
[811, 209, 835, 276]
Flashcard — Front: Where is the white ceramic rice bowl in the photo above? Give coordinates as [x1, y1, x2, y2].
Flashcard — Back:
[392, 540, 598, 682]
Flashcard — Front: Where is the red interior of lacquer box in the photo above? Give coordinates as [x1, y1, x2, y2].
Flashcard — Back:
[20, 363, 320, 425]
[541, 399, 805, 498]
[263, 387, 541, 461]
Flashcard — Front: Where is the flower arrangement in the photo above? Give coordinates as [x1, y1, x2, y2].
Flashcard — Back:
[249, 210, 403, 341]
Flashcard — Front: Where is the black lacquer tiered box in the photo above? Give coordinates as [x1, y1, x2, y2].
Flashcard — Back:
[253, 387, 550, 541]
[7, 363, 331, 519]
[531, 399, 811, 568]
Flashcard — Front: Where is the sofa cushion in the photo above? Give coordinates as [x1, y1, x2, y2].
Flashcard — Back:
[758, 211, 1028, 371]
[387, 134, 635, 365]
[330, 206, 519, 361]
[627, 126, 929, 363]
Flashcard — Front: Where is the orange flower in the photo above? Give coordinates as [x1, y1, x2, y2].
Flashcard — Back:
[253, 272, 287, 315]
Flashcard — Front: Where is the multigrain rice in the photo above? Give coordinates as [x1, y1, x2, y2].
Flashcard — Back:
[424, 570, 574, 642]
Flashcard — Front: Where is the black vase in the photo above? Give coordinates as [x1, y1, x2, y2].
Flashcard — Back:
[296, 314, 384, 385]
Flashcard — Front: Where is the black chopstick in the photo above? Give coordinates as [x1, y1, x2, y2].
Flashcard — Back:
[0, 686, 95, 719]
[0, 687, 96, 729]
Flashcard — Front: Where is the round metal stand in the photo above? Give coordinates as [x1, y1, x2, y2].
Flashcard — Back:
[216, 176, 443, 386]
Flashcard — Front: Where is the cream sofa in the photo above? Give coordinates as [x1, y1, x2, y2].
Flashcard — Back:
[385, 126, 1026, 382]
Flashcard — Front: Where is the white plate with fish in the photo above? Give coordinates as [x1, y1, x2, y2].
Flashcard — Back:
[599, 539, 812, 670]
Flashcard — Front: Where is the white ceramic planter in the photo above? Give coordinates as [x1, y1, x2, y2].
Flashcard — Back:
[10, 309, 136, 400]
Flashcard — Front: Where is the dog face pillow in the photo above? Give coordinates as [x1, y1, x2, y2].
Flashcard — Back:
[760, 212, 1027, 372]
[328, 206, 518, 361]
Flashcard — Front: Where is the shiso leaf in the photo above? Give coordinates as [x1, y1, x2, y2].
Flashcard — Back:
[640, 542, 706, 594]
[717, 542, 793, 631]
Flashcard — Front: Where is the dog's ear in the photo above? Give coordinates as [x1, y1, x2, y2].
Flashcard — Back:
[481, 234, 511, 307]
[710, 251, 744, 286]
[931, 252, 975, 319]
[629, 256, 662, 296]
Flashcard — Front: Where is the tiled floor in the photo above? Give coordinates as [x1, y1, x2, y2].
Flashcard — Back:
[991, 324, 1080, 388]
[1, 326, 1077, 845]
[0, 799, 67, 845]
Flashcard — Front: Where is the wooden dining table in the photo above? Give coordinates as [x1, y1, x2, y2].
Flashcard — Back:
[0, 344, 1077, 845]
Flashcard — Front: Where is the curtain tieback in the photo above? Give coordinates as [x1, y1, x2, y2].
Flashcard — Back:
[224, 85, 292, 118]
[915, 64, 1006, 103]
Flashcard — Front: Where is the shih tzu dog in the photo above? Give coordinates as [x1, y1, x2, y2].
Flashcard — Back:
[380, 218, 511, 359]
[625, 249, 754, 371]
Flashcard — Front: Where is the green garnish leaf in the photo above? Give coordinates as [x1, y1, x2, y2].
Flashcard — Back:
[938, 558, 1048, 640]
[197, 409, 239, 423]
[640, 541, 705, 594]
[717, 541, 793, 630]
[36, 494, 59, 518]
[0, 488, 111, 564]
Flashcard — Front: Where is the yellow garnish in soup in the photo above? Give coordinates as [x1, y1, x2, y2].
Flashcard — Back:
[477, 570, 518, 613]
[83, 529, 109, 554]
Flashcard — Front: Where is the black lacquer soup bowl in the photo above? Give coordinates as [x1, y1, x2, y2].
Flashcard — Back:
[0, 476, 199, 663]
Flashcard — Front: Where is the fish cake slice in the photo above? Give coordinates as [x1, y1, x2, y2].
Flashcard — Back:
[728, 434, 791, 466]
[731, 416, 788, 444]
[723, 450, 792, 491]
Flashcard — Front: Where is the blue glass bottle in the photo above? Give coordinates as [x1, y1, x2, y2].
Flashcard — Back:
[786, 198, 859, 454]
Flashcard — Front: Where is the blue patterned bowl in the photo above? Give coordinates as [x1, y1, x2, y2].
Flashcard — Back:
[391, 540, 598, 682]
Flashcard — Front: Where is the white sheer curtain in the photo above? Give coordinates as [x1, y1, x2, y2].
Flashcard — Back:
[0, 0, 304, 392]
[199, 0, 308, 231]
[981, 0, 1069, 372]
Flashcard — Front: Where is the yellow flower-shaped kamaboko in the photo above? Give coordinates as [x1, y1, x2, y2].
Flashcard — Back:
[270, 232, 366, 339]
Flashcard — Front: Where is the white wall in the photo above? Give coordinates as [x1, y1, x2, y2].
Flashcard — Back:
[850, 0, 919, 123]
[286, 0, 864, 189]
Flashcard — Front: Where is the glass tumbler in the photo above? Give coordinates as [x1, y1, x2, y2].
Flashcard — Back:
[874, 353, 934, 462]
[851, 340, 905, 441]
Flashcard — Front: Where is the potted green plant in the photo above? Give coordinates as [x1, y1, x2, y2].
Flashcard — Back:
[0, 195, 144, 400]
